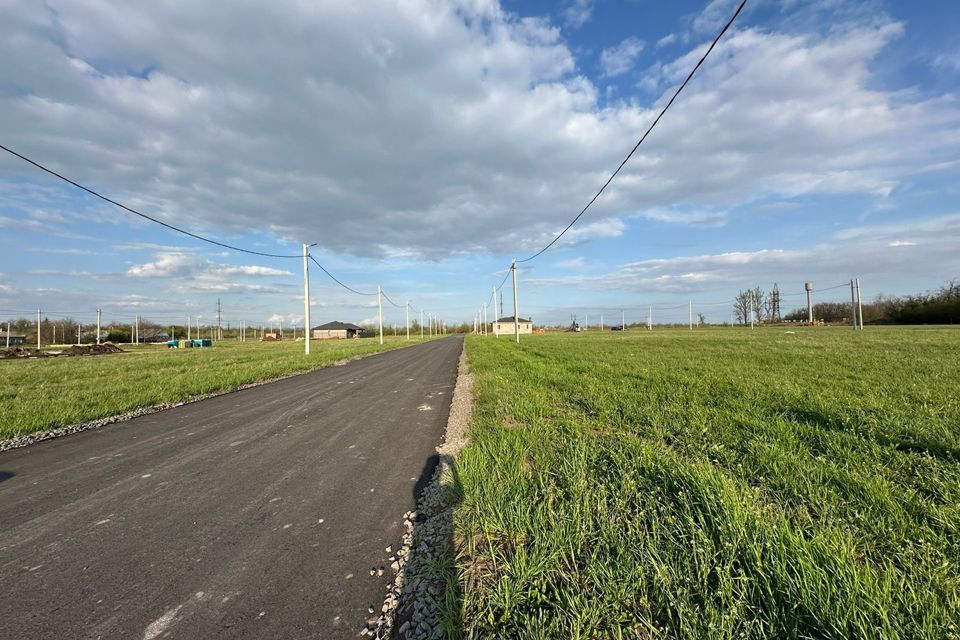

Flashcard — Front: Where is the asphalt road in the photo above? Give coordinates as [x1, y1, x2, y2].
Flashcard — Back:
[0, 336, 463, 640]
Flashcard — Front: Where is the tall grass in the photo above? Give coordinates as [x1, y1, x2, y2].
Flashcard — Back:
[0, 337, 420, 438]
[450, 327, 960, 638]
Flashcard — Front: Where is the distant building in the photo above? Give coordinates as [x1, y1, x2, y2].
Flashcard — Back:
[312, 321, 365, 340]
[493, 316, 533, 335]
[1, 330, 27, 346]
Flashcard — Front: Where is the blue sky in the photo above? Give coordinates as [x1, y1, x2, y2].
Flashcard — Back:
[2, 0, 959, 329]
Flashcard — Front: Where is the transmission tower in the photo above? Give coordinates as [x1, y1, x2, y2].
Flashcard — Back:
[771, 284, 781, 323]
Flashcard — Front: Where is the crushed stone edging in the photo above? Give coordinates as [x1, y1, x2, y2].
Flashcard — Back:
[0, 341, 435, 453]
[366, 339, 473, 639]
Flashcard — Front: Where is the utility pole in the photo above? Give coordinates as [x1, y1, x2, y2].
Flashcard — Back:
[53, 324, 56, 345]
[750, 291, 755, 330]
[377, 285, 384, 345]
[585, 313, 588, 330]
[96, 308, 101, 345]
[6, 321, 10, 347]
[216, 298, 222, 341]
[805, 281, 814, 325]
[856, 278, 864, 330]
[647, 306, 652, 331]
[511, 259, 520, 344]
[420, 309, 424, 340]
[621, 309, 625, 331]
[850, 280, 858, 330]
[600, 314, 604, 331]
[689, 301, 693, 330]
[77, 323, 81, 345]
[136, 315, 140, 344]
[37, 309, 41, 349]
[405, 302, 410, 341]
[303, 242, 316, 355]
[187, 315, 191, 341]
[482, 303, 487, 336]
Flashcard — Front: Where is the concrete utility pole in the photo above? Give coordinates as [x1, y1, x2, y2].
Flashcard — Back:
[6, 320, 11, 347]
[621, 309, 625, 331]
[216, 298, 222, 341]
[77, 323, 81, 345]
[850, 279, 858, 330]
[53, 324, 56, 345]
[96, 308, 101, 345]
[303, 242, 316, 355]
[647, 306, 652, 331]
[493, 286, 499, 338]
[37, 309, 41, 349]
[689, 301, 693, 330]
[482, 303, 487, 336]
[600, 314, 604, 331]
[750, 291, 755, 330]
[805, 281, 814, 325]
[856, 278, 864, 330]
[511, 259, 520, 344]
[405, 302, 410, 341]
[585, 313, 588, 330]
[377, 285, 384, 345]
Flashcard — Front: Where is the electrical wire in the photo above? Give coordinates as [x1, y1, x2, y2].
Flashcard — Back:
[380, 290, 405, 309]
[0, 143, 302, 259]
[515, 0, 747, 264]
[308, 254, 376, 296]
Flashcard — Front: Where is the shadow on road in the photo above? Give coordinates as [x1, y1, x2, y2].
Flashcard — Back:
[0, 470, 14, 483]
[385, 453, 463, 639]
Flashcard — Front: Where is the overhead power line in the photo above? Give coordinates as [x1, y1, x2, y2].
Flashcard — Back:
[308, 254, 376, 296]
[0, 143, 302, 259]
[515, 0, 748, 264]
[381, 290, 405, 309]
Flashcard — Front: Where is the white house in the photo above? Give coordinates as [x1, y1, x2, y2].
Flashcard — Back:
[493, 316, 533, 334]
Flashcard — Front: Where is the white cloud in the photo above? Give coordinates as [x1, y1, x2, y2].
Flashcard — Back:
[554, 256, 585, 269]
[600, 37, 646, 78]
[656, 33, 678, 49]
[932, 50, 960, 72]
[562, 0, 594, 29]
[634, 208, 728, 227]
[0, 1, 957, 262]
[127, 252, 292, 280]
[527, 214, 960, 296]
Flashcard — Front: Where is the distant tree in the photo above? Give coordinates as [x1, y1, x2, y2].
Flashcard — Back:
[733, 290, 750, 324]
[733, 287, 767, 323]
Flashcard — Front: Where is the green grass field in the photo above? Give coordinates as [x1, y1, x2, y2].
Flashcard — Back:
[449, 327, 960, 639]
[0, 337, 422, 439]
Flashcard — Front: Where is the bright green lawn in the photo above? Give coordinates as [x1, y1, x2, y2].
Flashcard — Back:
[0, 336, 424, 438]
[449, 327, 960, 639]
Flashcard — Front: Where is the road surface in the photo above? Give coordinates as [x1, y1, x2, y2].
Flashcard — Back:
[0, 336, 463, 639]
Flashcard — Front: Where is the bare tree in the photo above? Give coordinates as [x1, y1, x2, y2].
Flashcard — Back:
[733, 290, 751, 324]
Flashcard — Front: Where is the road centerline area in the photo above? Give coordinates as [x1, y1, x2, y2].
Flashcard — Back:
[0, 336, 462, 640]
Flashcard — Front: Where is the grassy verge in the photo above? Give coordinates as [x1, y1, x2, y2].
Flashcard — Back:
[449, 327, 960, 638]
[1, 336, 431, 439]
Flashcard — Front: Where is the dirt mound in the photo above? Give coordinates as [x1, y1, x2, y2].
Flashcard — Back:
[60, 342, 124, 356]
[0, 346, 50, 360]
[0, 342, 124, 360]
